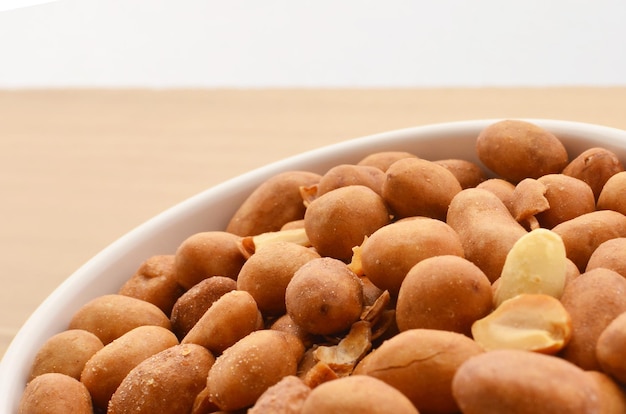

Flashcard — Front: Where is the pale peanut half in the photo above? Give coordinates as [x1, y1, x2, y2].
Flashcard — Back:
[494, 228, 567, 307]
[472, 293, 572, 354]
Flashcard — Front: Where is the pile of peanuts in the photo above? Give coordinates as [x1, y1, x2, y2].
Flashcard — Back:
[18, 119, 626, 414]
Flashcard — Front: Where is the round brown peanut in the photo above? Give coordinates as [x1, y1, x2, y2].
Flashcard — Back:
[300, 375, 419, 414]
[118, 254, 183, 316]
[207, 330, 299, 412]
[476, 119, 569, 183]
[560, 268, 626, 370]
[586, 370, 626, 413]
[598, 171, 626, 214]
[535, 174, 596, 228]
[396, 255, 492, 336]
[19, 373, 93, 414]
[181, 290, 262, 354]
[434, 158, 487, 189]
[304, 185, 390, 261]
[447, 188, 527, 282]
[563, 147, 624, 200]
[237, 241, 321, 316]
[361, 217, 465, 296]
[226, 170, 321, 236]
[174, 231, 246, 290]
[316, 164, 386, 197]
[354, 328, 484, 413]
[586, 237, 626, 277]
[552, 210, 626, 272]
[596, 311, 626, 385]
[285, 257, 363, 336]
[108, 344, 214, 414]
[80, 325, 179, 409]
[68, 294, 171, 345]
[452, 349, 600, 414]
[170, 275, 236, 338]
[382, 157, 462, 221]
[28, 329, 103, 381]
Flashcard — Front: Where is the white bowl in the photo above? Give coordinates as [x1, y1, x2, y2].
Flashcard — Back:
[2, 119, 626, 412]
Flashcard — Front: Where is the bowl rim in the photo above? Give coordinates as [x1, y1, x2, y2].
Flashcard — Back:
[2, 118, 626, 411]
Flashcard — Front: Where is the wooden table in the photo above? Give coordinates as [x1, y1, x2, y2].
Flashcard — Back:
[2, 87, 625, 357]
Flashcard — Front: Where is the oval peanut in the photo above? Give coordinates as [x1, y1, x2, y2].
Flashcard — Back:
[396, 255, 492, 336]
[447, 188, 527, 282]
[300, 375, 419, 414]
[207, 330, 299, 412]
[68, 294, 171, 345]
[354, 328, 484, 413]
[19, 373, 93, 414]
[28, 329, 103, 381]
[452, 349, 600, 414]
[108, 344, 214, 414]
[80, 325, 178, 409]
[382, 157, 462, 220]
[552, 210, 626, 272]
[476, 119, 569, 183]
[361, 217, 465, 296]
[226, 170, 321, 236]
[563, 147, 624, 200]
[181, 290, 262, 354]
[559, 268, 626, 370]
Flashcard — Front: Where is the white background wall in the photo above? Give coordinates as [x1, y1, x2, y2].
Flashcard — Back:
[1, 0, 625, 88]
